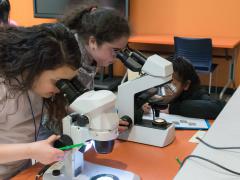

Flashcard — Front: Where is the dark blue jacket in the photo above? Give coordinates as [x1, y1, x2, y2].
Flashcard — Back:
[169, 88, 225, 119]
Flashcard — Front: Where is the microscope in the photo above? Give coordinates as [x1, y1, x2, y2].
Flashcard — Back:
[43, 78, 140, 180]
[116, 47, 176, 147]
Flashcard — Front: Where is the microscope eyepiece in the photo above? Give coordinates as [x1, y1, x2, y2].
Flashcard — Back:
[56, 79, 81, 104]
[56, 78, 88, 104]
[116, 51, 142, 72]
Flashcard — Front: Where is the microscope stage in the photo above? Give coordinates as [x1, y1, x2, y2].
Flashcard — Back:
[43, 160, 140, 180]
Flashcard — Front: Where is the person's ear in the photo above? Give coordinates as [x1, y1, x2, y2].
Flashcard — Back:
[88, 36, 97, 51]
[183, 80, 191, 91]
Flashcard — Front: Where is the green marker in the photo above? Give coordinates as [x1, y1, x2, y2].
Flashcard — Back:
[176, 157, 182, 166]
[59, 143, 85, 151]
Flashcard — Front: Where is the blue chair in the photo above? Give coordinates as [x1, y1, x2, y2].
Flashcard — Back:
[174, 36, 218, 94]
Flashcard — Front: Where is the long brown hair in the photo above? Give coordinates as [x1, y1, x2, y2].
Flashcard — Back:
[0, 23, 81, 124]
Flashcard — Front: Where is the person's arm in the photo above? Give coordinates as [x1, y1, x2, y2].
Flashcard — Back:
[169, 99, 225, 119]
[0, 135, 64, 164]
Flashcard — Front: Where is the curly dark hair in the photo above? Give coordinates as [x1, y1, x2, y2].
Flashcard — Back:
[171, 56, 201, 91]
[0, 23, 81, 123]
[60, 5, 130, 46]
[0, 0, 10, 24]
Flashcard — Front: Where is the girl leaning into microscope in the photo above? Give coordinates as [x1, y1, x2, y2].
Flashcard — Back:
[36, 4, 131, 137]
[152, 56, 225, 119]
[0, 23, 82, 179]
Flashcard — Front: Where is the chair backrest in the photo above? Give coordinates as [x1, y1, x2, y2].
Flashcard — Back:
[174, 36, 212, 71]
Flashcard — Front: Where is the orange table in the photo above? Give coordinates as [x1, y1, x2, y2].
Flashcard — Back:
[129, 35, 240, 99]
[129, 35, 240, 49]
[12, 129, 200, 180]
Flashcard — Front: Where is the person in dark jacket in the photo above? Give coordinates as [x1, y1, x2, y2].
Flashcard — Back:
[158, 56, 225, 119]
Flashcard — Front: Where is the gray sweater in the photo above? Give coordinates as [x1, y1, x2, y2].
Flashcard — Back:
[75, 34, 97, 90]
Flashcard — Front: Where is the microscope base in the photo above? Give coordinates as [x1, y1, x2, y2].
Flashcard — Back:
[118, 122, 175, 147]
[43, 160, 140, 180]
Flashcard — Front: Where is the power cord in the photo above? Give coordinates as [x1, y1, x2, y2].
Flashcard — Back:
[180, 137, 240, 176]
[196, 137, 240, 150]
[180, 155, 240, 175]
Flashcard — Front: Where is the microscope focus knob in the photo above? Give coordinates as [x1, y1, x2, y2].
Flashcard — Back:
[71, 114, 89, 127]
[76, 115, 89, 127]
[52, 169, 61, 176]
[53, 134, 73, 149]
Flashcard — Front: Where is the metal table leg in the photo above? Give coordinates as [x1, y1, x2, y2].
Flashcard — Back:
[219, 48, 237, 99]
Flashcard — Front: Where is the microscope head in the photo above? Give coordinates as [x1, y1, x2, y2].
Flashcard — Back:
[117, 46, 173, 123]
[116, 47, 176, 148]
[56, 78, 119, 154]
[70, 90, 119, 154]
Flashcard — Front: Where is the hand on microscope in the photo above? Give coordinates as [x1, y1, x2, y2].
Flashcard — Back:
[118, 119, 130, 133]
[142, 103, 152, 114]
[142, 95, 172, 114]
[141, 82, 179, 115]
[118, 115, 134, 133]
[29, 135, 65, 164]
